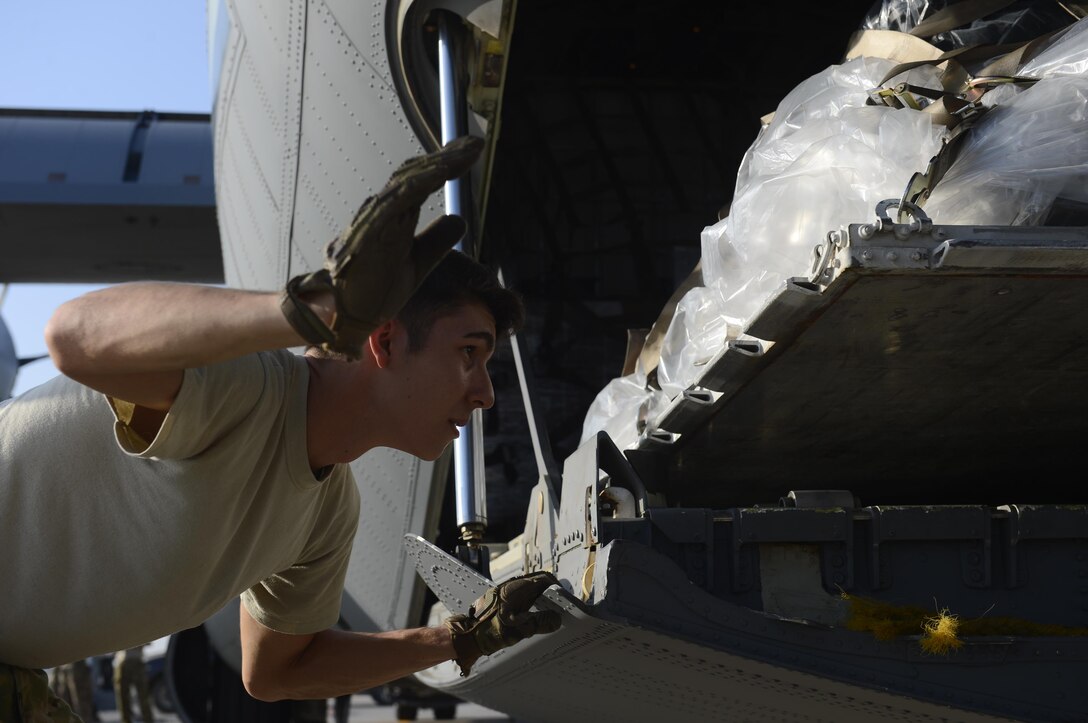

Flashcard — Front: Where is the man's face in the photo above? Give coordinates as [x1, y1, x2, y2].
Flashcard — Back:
[384, 302, 497, 460]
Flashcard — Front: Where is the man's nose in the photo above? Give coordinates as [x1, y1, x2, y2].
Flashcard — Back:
[471, 368, 495, 410]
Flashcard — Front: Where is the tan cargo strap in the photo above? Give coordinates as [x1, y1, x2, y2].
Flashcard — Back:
[907, 0, 1019, 39]
[634, 259, 703, 380]
[845, 29, 945, 65]
[874, 43, 998, 95]
[897, 130, 971, 218]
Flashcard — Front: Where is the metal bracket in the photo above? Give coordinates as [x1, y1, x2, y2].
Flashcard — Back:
[865, 506, 992, 591]
[874, 198, 933, 233]
[455, 542, 492, 580]
[999, 504, 1088, 589]
[728, 508, 759, 593]
[647, 508, 715, 591]
[726, 507, 853, 594]
[780, 491, 856, 592]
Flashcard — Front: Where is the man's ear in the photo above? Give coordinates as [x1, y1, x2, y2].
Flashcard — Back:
[367, 320, 398, 369]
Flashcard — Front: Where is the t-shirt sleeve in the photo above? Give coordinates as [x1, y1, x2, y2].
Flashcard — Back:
[110, 353, 269, 460]
[241, 469, 361, 635]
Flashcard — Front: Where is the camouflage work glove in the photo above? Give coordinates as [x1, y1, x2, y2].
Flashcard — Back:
[444, 571, 563, 677]
[280, 135, 484, 359]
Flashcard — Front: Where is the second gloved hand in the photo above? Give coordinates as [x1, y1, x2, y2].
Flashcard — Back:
[444, 571, 563, 676]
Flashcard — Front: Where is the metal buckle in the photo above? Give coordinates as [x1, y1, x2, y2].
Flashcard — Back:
[874, 198, 932, 235]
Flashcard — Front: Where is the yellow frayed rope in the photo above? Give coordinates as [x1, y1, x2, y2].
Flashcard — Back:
[920, 608, 962, 654]
[840, 592, 1088, 655]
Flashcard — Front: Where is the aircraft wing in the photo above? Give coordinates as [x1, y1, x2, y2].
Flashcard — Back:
[0, 108, 221, 284]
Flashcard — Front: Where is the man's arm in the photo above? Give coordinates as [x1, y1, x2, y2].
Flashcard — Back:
[240, 571, 563, 700]
[239, 604, 454, 701]
[45, 282, 332, 410]
[43, 137, 485, 412]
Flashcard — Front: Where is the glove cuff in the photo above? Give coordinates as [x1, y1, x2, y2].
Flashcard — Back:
[443, 614, 483, 677]
[281, 272, 337, 348]
[324, 314, 378, 360]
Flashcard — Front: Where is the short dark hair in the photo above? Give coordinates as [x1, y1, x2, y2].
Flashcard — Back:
[399, 250, 525, 351]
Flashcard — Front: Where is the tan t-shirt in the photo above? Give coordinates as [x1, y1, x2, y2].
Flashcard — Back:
[0, 350, 360, 669]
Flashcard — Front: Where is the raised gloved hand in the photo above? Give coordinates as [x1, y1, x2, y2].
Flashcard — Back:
[444, 571, 563, 676]
[280, 135, 484, 359]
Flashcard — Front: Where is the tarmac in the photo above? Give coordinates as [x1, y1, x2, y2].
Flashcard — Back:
[95, 692, 510, 722]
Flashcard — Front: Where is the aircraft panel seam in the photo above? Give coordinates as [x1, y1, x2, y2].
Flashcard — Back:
[281, 0, 307, 281]
[313, 0, 395, 92]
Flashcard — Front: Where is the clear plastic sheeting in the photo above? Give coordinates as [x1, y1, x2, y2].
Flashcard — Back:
[1018, 14, 1088, 78]
[656, 279, 742, 401]
[860, 0, 1075, 51]
[925, 77, 1088, 224]
[579, 361, 668, 453]
[925, 18, 1088, 224]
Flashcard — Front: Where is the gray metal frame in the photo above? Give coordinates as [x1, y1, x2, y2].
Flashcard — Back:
[637, 214, 1088, 507]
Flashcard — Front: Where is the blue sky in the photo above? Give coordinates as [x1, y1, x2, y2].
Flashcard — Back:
[1, 1, 211, 395]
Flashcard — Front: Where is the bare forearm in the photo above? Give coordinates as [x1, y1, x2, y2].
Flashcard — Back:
[256, 626, 455, 701]
[46, 282, 310, 374]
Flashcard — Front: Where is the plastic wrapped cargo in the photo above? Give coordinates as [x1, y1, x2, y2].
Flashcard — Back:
[579, 361, 668, 453]
[582, 16, 1088, 449]
[701, 57, 944, 315]
[655, 279, 742, 401]
[581, 56, 945, 446]
[674, 59, 942, 400]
